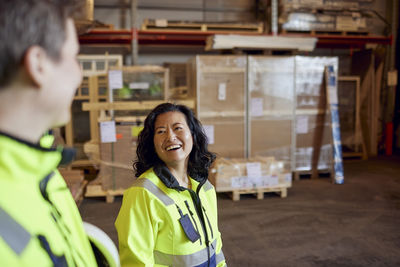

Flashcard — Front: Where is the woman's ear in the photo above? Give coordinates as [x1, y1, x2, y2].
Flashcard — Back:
[23, 46, 50, 88]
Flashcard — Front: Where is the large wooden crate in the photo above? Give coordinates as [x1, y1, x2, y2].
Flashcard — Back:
[294, 56, 338, 175]
[82, 99, 196, 202]
[109, 65, 169, 102]
[247, 56, 295, 171]
[190, 55, 247, 158]
[65, 54, 123, 163]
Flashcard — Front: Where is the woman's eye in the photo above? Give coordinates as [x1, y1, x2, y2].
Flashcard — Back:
[156, 130, 165, 134]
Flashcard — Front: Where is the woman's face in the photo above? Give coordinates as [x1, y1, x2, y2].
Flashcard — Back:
[153, 111, 193, 169]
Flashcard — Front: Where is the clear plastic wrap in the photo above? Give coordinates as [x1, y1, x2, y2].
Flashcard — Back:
[248, 56, 295, 171]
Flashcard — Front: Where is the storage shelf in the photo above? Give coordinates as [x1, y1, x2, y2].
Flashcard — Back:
[79, 29, 392, 49]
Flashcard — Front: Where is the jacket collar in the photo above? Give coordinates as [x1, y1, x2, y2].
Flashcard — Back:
[0, 131, 75, 180]
[153, 163, 207, 192]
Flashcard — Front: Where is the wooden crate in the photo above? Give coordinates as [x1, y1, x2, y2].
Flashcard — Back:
[82, 97, 196, 202]
[65, 54, 123, 164]
[58, 168, 87, 205]
[247, 56, 295, 171]
[338, 76, 367, 160]
[190, 55, 247, 158]
[294, 56, 338, 174]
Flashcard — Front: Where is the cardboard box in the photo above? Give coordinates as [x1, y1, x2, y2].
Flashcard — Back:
[99, 124, 139, 190]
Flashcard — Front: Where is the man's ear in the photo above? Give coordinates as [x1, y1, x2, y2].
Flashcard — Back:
[23, 46, 50, 88]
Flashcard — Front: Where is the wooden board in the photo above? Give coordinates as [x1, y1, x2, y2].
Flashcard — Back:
[281, 29, 369, 36]
[229, 187, 287, 201]
[85, 184, 125, 203]
[293, 169, 331, 180]
[82, 99, 195, 111]
[141, 19, 263, 33]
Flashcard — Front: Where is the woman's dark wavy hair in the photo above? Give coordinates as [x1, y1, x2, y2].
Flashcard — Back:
[134, 103, 216, 179]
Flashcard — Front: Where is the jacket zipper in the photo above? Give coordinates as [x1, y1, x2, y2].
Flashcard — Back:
[187, 184, 211, 267]
[202, 206, 214, 240]
[184, 200, 202, 245]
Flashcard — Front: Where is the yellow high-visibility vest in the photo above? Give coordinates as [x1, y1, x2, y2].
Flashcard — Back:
[0, 132, 98, 266]
[115, 167, 226, 267]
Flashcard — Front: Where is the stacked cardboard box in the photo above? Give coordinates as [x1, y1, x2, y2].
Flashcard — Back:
[98, 123, 139, 190]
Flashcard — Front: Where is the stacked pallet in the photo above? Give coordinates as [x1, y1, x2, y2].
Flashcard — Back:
[279, 0, 369, 34]
[209, 157, 292, 201]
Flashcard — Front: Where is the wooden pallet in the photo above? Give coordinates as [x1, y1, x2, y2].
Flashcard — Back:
[293, 170, 331, 180]
[141, 19, 264, 33]
[85, 184, 125, 203]
[281, 29, 369, 36]
[227, 187, 288, 201]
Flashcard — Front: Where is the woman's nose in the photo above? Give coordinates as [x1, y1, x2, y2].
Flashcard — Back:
[166, 129, 177, 140]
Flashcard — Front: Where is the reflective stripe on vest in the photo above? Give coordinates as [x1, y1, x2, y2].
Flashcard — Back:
[203, 180, 213, 192]
[154, 239, 217, 266]
[216, 250, 226, 265]
[0, 206, 31, 255]
[133, 178, 174, 206]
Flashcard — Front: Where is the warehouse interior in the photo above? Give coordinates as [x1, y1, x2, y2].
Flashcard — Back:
[58, 0, 400, 266]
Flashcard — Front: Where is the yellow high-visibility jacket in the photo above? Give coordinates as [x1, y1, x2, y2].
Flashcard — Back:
[0, 132, 97, 266]
[115, 165, 226, 267]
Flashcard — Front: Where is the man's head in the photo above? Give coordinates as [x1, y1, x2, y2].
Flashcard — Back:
[0, 0, 77, 87]
[0, 0, 82, 129]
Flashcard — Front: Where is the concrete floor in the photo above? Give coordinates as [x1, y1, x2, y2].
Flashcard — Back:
[80, 156, 400, 267]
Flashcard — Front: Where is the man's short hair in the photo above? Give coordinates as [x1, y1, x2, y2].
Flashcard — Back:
[0, 0, 77, 87]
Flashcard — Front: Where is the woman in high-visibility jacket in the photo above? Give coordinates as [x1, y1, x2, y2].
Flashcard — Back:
[115, 103, 226, 267]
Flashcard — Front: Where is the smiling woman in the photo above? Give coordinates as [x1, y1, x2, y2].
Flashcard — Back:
[115, 103, 227, 267]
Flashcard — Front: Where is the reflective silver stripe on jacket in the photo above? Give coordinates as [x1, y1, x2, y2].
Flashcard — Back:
[216, 250, 226, 265]
[203, 180, 214, 192]
[0, 206, 31, 255]
[154, 239, 218, 266]
[132, 178, 174, 206]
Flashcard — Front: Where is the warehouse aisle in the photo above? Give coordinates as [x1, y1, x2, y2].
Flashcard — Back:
[80, 156, 400, 267]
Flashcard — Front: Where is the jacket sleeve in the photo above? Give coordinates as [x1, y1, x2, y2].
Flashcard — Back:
[115, 187, 160, 267]
[209, 186, 227, 267]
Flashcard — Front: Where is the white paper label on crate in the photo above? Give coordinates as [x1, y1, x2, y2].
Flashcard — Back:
[296, 116, 309, 134]
[129, 82, 150, 89]
[231, 176, 247, 188]
[249, 176, 263, 188]
[155, 19, 168, 27]
[328, 87, 338, 105]
[203, 125, 214, 145]
[246, 162, 262, 178]
[388, 70, 398, 86]
[250, 98, 263, 117]
[108, 70, 123, 90]
[269, 175, 279, 186]
[218, 83, 226, 101]
[261, 175, 271, 187]
[100, 121, 117, 143]
[285, 173, 292, 183]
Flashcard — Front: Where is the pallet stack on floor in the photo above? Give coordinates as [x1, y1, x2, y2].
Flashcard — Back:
[209, 157, 292, 201]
